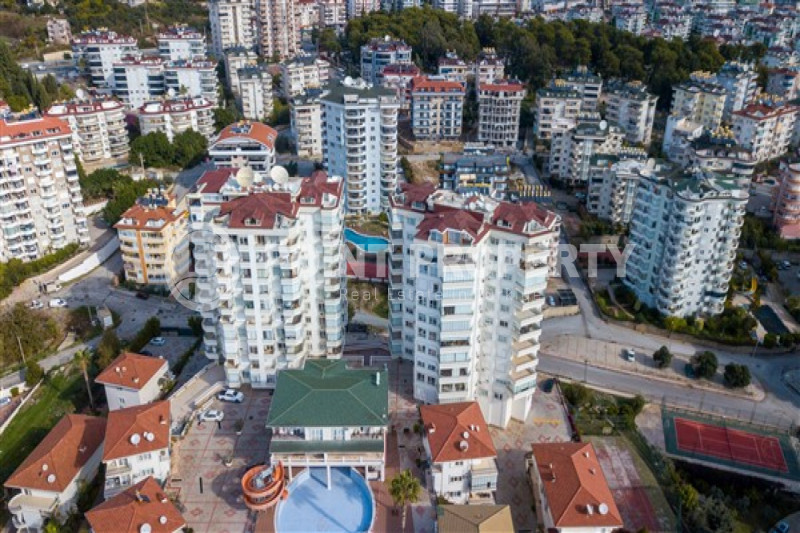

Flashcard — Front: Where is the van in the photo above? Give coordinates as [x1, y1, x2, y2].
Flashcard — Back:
[43, 281, 61, 294]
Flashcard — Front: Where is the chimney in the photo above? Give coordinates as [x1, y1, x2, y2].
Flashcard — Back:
[135, 490, 144, 503]
[428, 423, 436, 434]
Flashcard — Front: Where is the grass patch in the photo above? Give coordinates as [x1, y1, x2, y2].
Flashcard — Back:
[346, 214, 389, 237]
[347, 280, 389, 319]
[0, 367, 88, 485]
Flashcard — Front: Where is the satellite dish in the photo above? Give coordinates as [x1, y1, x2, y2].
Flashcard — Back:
[270, 165, 289, 185]
[344, 76, 353, 85]
[140, 524, 152, 533]
[75, 88, 86, 101]
[462, 431, 469, 439]
[130, 433, 141, 445]
[46, 474, 56, 484]
[42, 464, 49, 471]
[598, 503, 609, 515]
[145, 432, 155, 442]
[159, 516, 168, 525]
[166, 88, 176, 98]
[599, 120, 608, 130]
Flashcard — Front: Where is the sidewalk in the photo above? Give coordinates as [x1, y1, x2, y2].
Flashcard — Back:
[541, 335, 765, 401]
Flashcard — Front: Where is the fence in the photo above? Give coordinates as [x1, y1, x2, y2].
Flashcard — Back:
[660, 395, 797, 436]
[0, 381, 42, 435]
[57, 236, 119, 283]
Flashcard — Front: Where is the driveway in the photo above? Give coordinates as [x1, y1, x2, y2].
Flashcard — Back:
[169, 387, 273, 533]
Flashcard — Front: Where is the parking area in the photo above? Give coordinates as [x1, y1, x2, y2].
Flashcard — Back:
[168, 387, 273, 533]
[142, 335, 199, 367]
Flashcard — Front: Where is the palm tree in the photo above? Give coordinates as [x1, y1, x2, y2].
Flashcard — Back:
[74, 349, 94, 411]
[388, 469, 421, 532]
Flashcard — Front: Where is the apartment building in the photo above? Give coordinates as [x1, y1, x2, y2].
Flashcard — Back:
[163, 59, 219, 102]
[115, 191, 190, 288]
[224, 47, 259, 94]
[533, 82, 582, 140]
[280, 55, 331, 97]
[586, 152, 652, 226]
[662, 115, 705, 166]
[714, 62, 759, 121]
[767, 68, 800, 100]
[624, 166, 747, 317]
[209, 121, 278, 177]
[102, 401, 170, 500]
[360, 36, 412, 85]
[72, 30, 138, 88]
[112, 56, 165, 110]
[0, 116, 90, 262]
[95, 352, 169, 411]
[86, 477, 186, 533]
[322, 78, 399, 213]
[267, 359, 388, 482]
[388, 185, 560, 427]
[347, 0, 381, 18]
[380, 63, 420, 111]
[138, 96, 217, 142]
[438, 54, 470, 84]
[773, 161, 800, 239]
[732, 101, 798, 163]
[290, 89, 324, 158]
[613, 6, 647, 35]
[689, 129, 756, 183]
[478, 80, 525, 149]
[439, 149, 510, 197]
[187, 170, 346, 387]
[420, 402, 498, 505]
[296, 0, 319, 30]
[319, 0, 347, 28]
[548, 114, 624, 184]
[5, 415, 105, 532]
[209, 0, 258, 57]
[604, 79, 658, 146]
[46, 18, 72, 45]
[157, 25, 207, 61]
[45, 97, 129, 169]
[559, 66, 602, 111]
[474, 49, 505, 88]
[238, 66, 274, 120]
[528, 443, 623, 533]
[670, 76, 727, 132]
[258, 0, 300, 60]
[411, 76, 466, 140]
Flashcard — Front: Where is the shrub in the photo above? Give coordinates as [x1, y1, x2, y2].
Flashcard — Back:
[692, 351, 718, 380]
[763, 333, 777, 348]
[188, 315, 203, 336]
[723, 363, 751, 388]
[653, 346, 672, 369]
[562, 382, 593, 407]
[10, 387, 19, 397]
[128, 317, 161, 353]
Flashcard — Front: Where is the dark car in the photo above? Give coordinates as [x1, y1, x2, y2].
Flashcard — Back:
[136, 291, 150, 300]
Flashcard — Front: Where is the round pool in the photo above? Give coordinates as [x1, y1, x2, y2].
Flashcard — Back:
[344, 228, 389, 254]
[275, 467, 374, 533]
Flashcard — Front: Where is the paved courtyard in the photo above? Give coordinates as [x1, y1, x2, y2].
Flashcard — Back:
[168, 387, 273, 533]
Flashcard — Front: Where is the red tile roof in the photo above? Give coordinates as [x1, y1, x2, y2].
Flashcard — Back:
[5, 415, 105, 492]
[0, 116, 72, 146]
[95, 352, 168, 391]
[419, 402, 496, 463]
[103, 401, 171, 461]
[214, 121, 278, 150]
[381, 64, 421, 77]
[411, 76, 466, 93]
[733, 103, 798, 119]
[531, 442, 623, 529]
[217, 192, 297, 229]
[480, 80, 525, 92]
[114, 204, 180, 231]
[415, 209, 483, 241]
[86, 476, 186, 533]
[193, 168, 242, 195]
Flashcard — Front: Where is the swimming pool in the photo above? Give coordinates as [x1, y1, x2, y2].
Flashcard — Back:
[344, 228, 389, 254]
[275, 467, 374, 533]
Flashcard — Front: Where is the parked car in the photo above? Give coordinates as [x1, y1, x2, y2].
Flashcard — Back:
[624, 349, 636, 362]
[738, 261, 748, 270]
[217, 389, 245, 403]
[29, 300, 44, 310]
[773, 521, 790, 533]
[135, 291, 150, 300]
[149, 337, 166, 346]
[48, 298, 68, 308]
[139, 350, 154, 356]
[199, 409, 224, 422]
[0, 397, 11, 407]
[546, 295, 557, 307]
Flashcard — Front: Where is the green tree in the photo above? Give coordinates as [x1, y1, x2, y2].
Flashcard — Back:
[130, 132, 175, 168]
[723, 363, 751, 388]
[96, 329, 122, 370]
[388, 469, 421, 532]
[25, 361, 44, 386]
[677, 482, 700, 511]
[653, 346, 672, 369]
[172, 129, 208, 168]
[692, 351, 718, 380]
[74, 348, 95, 411]
[213, 106, 238, 132]
[80, 168, 126, 201]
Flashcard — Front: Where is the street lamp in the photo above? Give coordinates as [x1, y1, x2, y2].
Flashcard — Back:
[750, 330, 760, 357]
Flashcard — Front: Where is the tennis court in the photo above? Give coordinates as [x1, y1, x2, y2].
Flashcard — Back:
[662, 410, 800, 481]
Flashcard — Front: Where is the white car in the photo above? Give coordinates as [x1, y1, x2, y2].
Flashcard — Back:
[149, 337, 166, 346]
[217, 389, 244, 403]
[48, 298, 68, 308]
[199, 409, 224, 422]
[624, 349, 636, 362]
[29, 300, 44, 310]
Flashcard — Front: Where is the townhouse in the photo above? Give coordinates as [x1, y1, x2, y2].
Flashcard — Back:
[95, 352, 170, 411]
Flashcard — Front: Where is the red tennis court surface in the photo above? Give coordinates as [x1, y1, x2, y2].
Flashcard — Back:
[674, 417, 788, 473]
